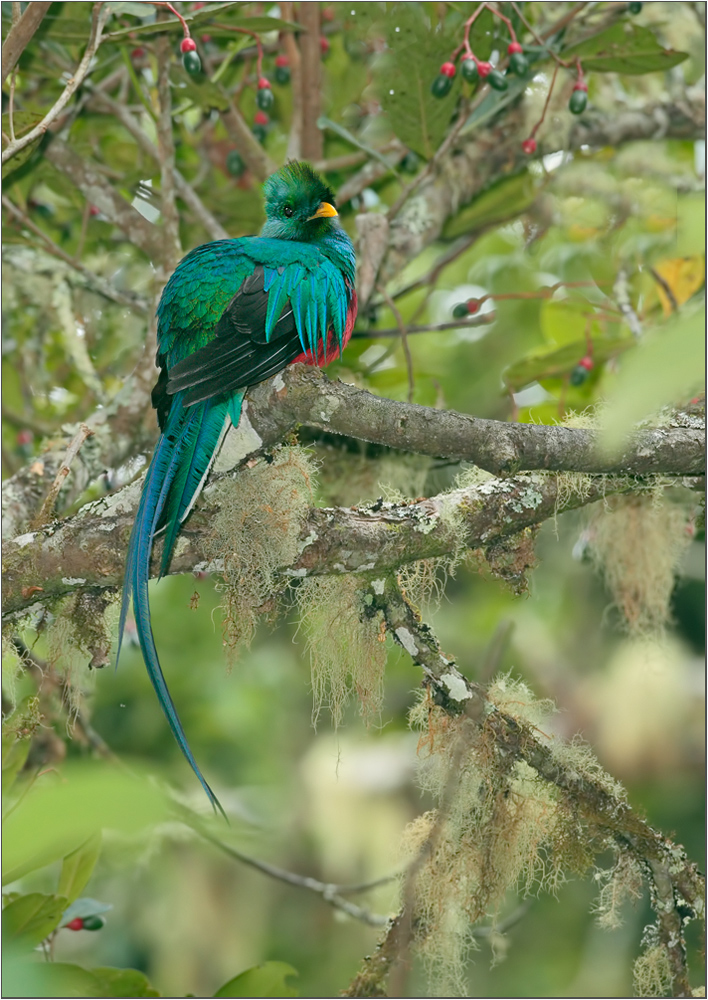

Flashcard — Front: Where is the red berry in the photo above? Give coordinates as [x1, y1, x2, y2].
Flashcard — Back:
[192, 2, 205, 8]
[467, 299, 480, 314]
[275, 54, 289, 68]
[200, 33, 212, 43]
[573, 79, 588, 92]
[578, 355, 594, 370]
[89, 205, 99, 216]
[257, 77, 271, 90]
[16, 429, 32, 445]
[507, 41, 523, 54]
[131, 47, 145, 59]
[476, 61, 491, 77]
[521, 137, 537, 154]
[322, 5, 335, 20]
[254, 110, 269, 125]
[180, 37, 197, 53]
[440, 61, 456, 78]
[66, 918, 84, 931]
[320, 36, 330, 53]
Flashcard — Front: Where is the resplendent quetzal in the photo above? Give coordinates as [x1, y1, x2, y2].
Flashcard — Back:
[117, 162, 357, 812]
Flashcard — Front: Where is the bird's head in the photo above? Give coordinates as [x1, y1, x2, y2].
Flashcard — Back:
[260, 161, 339, 241]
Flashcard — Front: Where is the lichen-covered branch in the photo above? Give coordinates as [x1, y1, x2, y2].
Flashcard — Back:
[354, 578, 704, 999]
[2, 448, 635, 619]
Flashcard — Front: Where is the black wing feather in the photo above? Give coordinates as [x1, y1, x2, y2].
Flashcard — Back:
[166, 265, 302, 407]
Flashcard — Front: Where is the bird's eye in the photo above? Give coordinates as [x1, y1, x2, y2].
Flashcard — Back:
[283, 205, 294, 218]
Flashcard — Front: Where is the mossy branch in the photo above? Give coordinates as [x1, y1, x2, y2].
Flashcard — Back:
[347, 577, 704, 999]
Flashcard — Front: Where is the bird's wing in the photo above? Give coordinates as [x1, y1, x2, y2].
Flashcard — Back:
[166, 252, 351, 408]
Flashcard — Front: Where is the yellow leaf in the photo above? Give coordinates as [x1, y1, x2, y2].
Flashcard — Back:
[653, 256, 705, 317]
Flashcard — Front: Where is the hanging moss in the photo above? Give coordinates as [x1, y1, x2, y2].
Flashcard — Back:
[204, 446, 316, 652]
[296, 575, 387, 727]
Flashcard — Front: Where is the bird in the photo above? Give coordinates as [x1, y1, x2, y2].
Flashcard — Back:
[117, 161, 357, 814]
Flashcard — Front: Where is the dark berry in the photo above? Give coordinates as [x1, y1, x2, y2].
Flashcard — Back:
[401, 151, 419, 173]
[274, 65, 290, 85]
[182, 50, 201, 74]
[180, 37, 197, 54]
[440, 61, 456, 78]
[452, 302, 468, 319]
[81, 915, 105, 932]
[461, 58, 478, 83]
[509, 52, 529, 75]
[431, 74, 453, 98]
[570, 364, 590, 386]
[477, 61, 491, 77]
[66, 918, 84, 931]
[521, 137, 537, 154]
[226, 151, 245, 177]
[487, 69, 508, 91]
[569, 89, 588, 114]
[252, 124, 267, 143]
[628, 1, 642, 12]
[256, 87, 274, 111]
[507, 41, 523, 55]
[131, 47, 145, 59]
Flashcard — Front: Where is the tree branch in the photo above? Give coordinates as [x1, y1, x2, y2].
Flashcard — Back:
[297, 3, 323, 161]
[2, 3, 108, 164]
[1, 0, 53, 86]
[42, 137, 166, 263]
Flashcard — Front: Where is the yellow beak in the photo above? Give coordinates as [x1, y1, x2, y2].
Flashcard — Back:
[308, 201, 338, 220]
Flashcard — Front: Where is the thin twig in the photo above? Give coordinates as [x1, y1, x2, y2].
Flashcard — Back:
[648, 266, 679, 314]
[352, 314, 495, 339]
[2, 195, 149, 312]
[30, 424, 94, 530]
[183, 813, 395, 927]
[377, 284, 415, 402]
[2, 3, 109, 165]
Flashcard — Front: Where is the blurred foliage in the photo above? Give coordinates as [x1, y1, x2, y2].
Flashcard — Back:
[1, 1, 705, 998]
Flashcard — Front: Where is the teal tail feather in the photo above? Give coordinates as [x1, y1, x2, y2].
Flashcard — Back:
[117, 391, 244, 816]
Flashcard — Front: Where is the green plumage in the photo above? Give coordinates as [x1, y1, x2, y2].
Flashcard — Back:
[117, 163, 357, 812]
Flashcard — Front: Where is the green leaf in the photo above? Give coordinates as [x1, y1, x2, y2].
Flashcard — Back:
[1, 893, 68, 952]
[374, 8, 457, 159]
[60, 897, 113, 927]
[1, 735, 30, 790]
[442, 174, 535, 239]
[169, 68, 230, 112]
[90, 967, 160, 998]
[600, 303, 705, 451]
[213, 962, 299, 998]
[504, 337, 635, 392]
[1, 959, 99, 999]
[565, 21, 688, 74]
[676, 193, 706, 257]
[3, 762, 167, 885]
[57, 833, 102, 905]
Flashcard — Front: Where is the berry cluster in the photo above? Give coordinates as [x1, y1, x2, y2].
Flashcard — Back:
[65, 915, 105, 932]
[429, 3, 590, 154]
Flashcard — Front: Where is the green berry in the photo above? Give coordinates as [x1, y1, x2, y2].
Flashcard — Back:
[452, 302, 469, 319]
[569, 89, 588, 114]
[80, 915, 105, 932]
[256, 87, 274, 111]
[182, 50, 202, 75]
[570, 364, 589, 386]
[461, 58, 478, 83]
[487, 69, 508, 91]
[628, 2, 642, 13]
[508, 52, 529, 75]
[252, 123, 267, 143]
[274, 65, 290, 85]
[401, 151, 420, 173]
[430, 74, 453, 98]
[226, 151, 244, 177]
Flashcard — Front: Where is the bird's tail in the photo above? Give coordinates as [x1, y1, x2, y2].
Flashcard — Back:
[117, 391, 244, 816]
